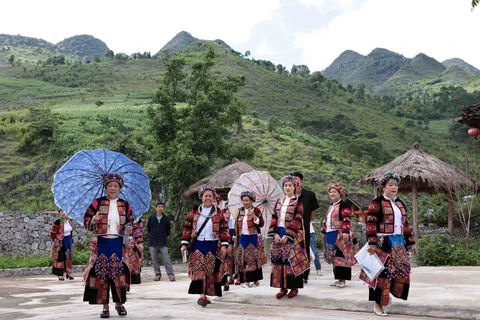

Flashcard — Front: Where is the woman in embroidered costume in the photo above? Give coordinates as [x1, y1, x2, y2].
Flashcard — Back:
[83, 174, 144, 318]
[234, 191, 267, 288]
[321, 183, 359, 288]
[124, 219, 144, 290]
[365, 172, 418, 317]
[50, 209, 74, 281]
[180, 185, 229, 307]
[268, 175, 308, 299]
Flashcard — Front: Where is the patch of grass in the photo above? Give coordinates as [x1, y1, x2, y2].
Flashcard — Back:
[0, 249, 90, 269]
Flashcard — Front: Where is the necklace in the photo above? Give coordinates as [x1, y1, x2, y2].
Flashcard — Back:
[198, 205, 217, 218]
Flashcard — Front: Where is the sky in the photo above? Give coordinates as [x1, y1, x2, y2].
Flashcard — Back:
[1, 0, 479, 72]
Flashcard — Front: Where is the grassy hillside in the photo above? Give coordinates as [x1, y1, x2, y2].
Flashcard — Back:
[0, 41, 475, 215]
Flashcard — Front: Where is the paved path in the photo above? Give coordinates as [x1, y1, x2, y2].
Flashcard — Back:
[0, 263, 478, 320]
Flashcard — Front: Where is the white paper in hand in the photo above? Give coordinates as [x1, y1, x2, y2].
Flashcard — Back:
[355, 243, 385, 281]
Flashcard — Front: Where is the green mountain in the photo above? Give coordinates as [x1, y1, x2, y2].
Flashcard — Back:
[154, 31, 199, 57]
[0, 33, 475, 215]
[323, 49, 480, 97]
[56, 35, 109, 61]
[0, 33, 109, 63]
[442, 58, 480, 76]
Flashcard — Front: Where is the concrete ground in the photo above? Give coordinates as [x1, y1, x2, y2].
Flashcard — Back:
[0, 262, 478, 320]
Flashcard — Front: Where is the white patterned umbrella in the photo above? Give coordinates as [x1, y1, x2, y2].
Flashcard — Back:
[227, 170, 284, 236]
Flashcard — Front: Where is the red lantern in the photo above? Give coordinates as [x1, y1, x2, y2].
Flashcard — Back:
[468, 127, 480, 148]
[468, 127, 480, 138]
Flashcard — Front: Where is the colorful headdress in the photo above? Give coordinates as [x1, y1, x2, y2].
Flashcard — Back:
[328, 182, 346, 198]
[198, 184, 217, 199]
[281, 175, 299, 188]
[103, 173, 124, 188]
[376, 172, 401, 188]
[240, 190, 256, 202]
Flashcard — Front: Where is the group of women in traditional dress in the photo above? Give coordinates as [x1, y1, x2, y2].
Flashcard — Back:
[181, 171, 418, 317]
[50, 170, 416, 318]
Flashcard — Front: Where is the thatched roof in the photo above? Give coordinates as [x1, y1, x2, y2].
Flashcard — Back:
[457, 103, 480, 128]
[357, 142, 474, 193]
[345, 193, 374, 210]
[182, 159, 255, 201]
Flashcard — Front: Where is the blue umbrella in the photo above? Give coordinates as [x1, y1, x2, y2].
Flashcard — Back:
[52, 149, 151, 224]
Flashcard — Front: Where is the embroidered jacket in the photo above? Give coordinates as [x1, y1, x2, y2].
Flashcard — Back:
[181, 206, 229, 246]
[50, 218, 73, 242]
[366, 195, 415, 247]
[235, 207, 264, 236]
[83, 196, 142, 244]
[320, 200, 351, 234]
[267, 197, 304, 242]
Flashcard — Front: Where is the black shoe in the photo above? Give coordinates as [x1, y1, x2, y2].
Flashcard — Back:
[66, 275, 74, 280]
[224, 285, 229, 291]
[303, 279, 308, 284]
[100, 310, 110, 318]
[115, 305, 127, 316]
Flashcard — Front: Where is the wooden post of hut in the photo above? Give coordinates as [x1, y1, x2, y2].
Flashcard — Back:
[412, 180, 419, 242]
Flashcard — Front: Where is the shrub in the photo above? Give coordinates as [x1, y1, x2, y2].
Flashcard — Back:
[416, 234, 480, 266]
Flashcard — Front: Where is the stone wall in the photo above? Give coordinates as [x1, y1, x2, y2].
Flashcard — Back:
[0, 211, 91, 256]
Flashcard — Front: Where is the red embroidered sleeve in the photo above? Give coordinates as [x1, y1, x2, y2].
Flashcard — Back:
[366, 201, 380, 246]
[341, 204, 352, 234]
[84, 199, 99, 230]
[285, 201, 303, 242]
[254, 207, 265, 228]
[181, 209, 195, 243]
[218, 209, 229, 246]
[50, 221, 60, 240]
[399, 201, 416, 246]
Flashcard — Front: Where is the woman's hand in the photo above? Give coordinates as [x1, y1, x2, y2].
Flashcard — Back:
[274, 234, 281, 243]
[410, 245, 419, 256]
[220, 246, 227, 256]
[342, 233, 350, 242]
[367, 245, 377, 255]
[91, 215, 100, 225]
[137, 243, 144, 253]
[280, 236, 288, 244]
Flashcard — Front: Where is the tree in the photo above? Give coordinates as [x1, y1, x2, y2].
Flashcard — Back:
[147, 47, 251, 227]
[17, 107, 61, 154]
[8, 54, 14, 65]
[473, 0, 479, 9]
[295, 64, 310, 77]
[92, 53, 101, 63]
[105, 49, 114, 60]
[245, 50, 251, 58]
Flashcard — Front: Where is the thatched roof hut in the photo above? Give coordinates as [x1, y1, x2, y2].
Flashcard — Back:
[182, 159, 255, 201]
[358, 142, 474, 239]
[457, 103, 480, 128]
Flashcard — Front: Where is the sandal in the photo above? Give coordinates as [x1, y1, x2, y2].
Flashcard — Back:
[66, 274, 74, 280]
[58, 276, 65, 281]
[115, 305, 127, 316]
[100, 310, 110, 318]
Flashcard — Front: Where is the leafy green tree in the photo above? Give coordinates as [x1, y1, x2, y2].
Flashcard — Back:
[147, 47, 251, 226]
[92, 53, 101, 63]
[8, 54, 14, 65]
[245, 50, 251, 57]
[17, 107, 61, 154]
[473, 0, 478, 9]
[105, 49, 114, 60]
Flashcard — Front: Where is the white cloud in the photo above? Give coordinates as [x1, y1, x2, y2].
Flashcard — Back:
[295, 0, 480, 72]
[1, 0, 479, 72]
[0, 0, 280, 55]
